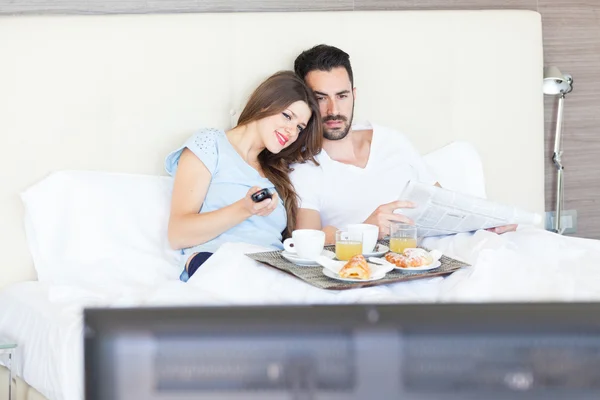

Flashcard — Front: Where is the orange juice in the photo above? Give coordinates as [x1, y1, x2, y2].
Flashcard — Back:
[336, 241, 363, 261]
[389, 237, 418, 253]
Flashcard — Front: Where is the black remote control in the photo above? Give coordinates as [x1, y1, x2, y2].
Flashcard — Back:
[251, 188, 272, 203]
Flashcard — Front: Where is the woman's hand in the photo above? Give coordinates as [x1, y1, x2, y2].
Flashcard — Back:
[240, 186, 280, 217]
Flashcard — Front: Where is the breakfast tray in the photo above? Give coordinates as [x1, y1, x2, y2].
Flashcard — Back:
[246, 239, 470, 290]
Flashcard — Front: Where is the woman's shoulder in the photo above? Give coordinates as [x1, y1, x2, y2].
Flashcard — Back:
[189, 127, 226, 147]
[181, 127, 228, 158]
[164, 128, 226, 176]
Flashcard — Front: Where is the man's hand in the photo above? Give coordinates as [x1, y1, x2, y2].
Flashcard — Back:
[364, 200, 416, 239]
[486, 224, 518, 234]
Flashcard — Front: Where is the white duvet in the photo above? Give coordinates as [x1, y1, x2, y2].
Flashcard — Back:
[2, 226, 600, 400]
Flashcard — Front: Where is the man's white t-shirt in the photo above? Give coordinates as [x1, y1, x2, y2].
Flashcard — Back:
[290, 121, 437, 230]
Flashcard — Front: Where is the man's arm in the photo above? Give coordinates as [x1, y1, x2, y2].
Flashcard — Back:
[296, 208, 338, 245]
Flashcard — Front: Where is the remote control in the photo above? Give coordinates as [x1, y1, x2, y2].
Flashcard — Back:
[251, 188, 272, 203]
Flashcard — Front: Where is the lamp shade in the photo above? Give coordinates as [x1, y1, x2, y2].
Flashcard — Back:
[543, 66, 572, 95]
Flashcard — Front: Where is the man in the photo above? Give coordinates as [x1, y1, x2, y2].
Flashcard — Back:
[290, 44, 515, 243]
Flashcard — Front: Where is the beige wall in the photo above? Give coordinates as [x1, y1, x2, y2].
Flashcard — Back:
[2, 0, 599, 239]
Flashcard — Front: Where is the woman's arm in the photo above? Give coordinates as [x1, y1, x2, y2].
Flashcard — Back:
[167, 148, 277, 249]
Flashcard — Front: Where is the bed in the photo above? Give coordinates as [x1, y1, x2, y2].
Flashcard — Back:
[2, 9, 596, 400]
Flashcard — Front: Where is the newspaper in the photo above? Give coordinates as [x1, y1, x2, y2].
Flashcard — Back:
[397, 181, 543, 237]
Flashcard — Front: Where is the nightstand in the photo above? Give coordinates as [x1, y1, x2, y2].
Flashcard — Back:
[0, 338, 17, 400]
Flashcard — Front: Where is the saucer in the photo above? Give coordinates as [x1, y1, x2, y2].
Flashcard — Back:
[281, 249, 335, 266]
[363, 244, 389, 258]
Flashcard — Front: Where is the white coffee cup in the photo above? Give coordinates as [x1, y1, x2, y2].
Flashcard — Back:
[283, 229, 325, 260]
[347, 224, 379, 253]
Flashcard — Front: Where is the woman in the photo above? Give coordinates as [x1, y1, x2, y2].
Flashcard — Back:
[165, 71, 322, 282]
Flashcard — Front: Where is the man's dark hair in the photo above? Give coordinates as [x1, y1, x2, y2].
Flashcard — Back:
[294, 44, 354, 86]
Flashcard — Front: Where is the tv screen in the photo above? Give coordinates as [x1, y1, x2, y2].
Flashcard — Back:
[84, 303, 600, 400]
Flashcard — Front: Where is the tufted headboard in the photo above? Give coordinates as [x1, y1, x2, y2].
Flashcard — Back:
[0, 10, 544, 288]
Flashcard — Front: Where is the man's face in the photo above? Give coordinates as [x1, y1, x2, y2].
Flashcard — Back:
[304, 67, 355, 141]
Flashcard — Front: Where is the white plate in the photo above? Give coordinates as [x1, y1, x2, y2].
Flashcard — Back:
[362, 244, 389, 258]
[319, 259, 394, 282]
[281, 249, 335, 266]
[322, 267, 387, 283]
[394, 260, 442, 272]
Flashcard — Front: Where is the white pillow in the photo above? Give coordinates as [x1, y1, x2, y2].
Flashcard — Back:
[21, 171, 181, 284]
[423, 141, 487, 198]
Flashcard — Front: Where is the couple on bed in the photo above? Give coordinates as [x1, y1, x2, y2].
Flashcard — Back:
[165, 44, 517, 282]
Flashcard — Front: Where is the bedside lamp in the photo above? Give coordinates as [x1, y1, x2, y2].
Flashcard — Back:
[543, 66, 573, 234]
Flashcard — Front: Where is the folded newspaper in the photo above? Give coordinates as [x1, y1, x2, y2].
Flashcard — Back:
[397, 181, 543, 237]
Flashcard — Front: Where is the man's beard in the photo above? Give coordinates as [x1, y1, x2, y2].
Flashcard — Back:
[322, 104, 354, 141]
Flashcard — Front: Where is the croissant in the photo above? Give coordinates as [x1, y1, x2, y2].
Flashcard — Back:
[384, 248, 433, 268]
[339, 255, 371, 280]
[384, 252, 407, 268]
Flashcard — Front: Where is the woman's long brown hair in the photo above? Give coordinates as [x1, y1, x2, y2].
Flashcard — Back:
[236, 71, 322, 238]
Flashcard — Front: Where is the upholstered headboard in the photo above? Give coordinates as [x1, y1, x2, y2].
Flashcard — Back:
[0, 10, 544, 288]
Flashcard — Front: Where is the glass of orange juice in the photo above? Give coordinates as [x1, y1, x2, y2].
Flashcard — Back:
[335, 230, 363, 261]
[389, 223, 418, 253]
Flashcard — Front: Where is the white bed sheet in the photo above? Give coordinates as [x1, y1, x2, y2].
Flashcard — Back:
[2, 226, 600, 400]
[0, 282, 83, 400]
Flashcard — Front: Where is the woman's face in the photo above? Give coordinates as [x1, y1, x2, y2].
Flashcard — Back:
[257, 100, 312, 154]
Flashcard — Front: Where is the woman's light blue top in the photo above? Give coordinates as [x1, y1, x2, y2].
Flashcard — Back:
[165, 128, 286, 272]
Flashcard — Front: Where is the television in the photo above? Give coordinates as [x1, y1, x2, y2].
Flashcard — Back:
[84, 303, 600, 400]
